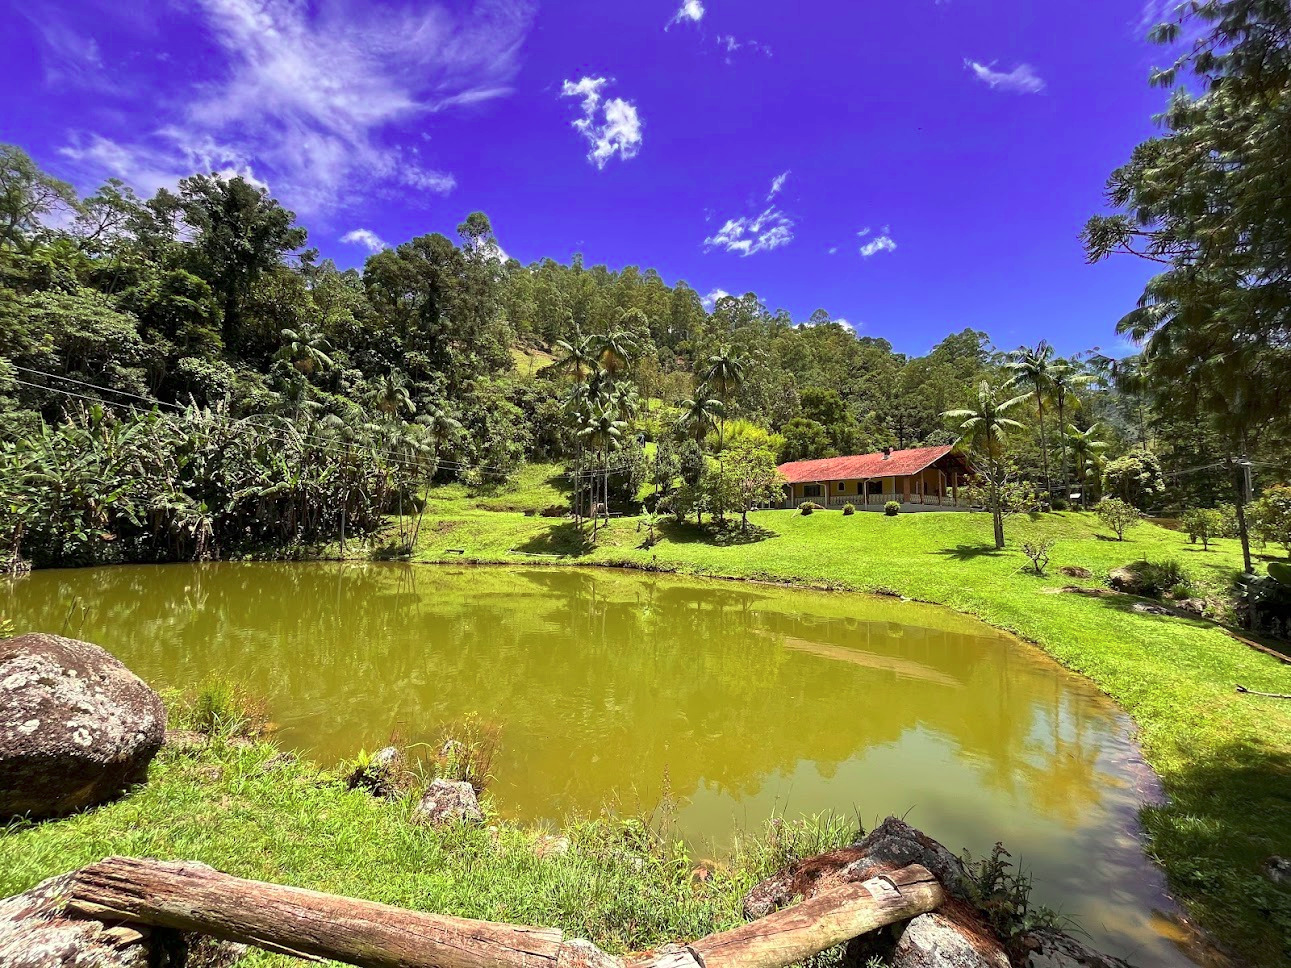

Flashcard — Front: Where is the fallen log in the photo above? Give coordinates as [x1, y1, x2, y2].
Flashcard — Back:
[1236, 684, 1291, 699]
[64, 857, 942, 968]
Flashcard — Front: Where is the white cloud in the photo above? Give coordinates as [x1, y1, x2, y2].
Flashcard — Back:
[60, 130, 268, 195]
[667, 0, 705, 28]
[702, 287, 731, 310]
[704, 206, 794, 257]
[827, 246, 838, 255]
[860, 235, 897, 257]
[56, 0, 534, 214]
[963, 59, 1045, 94]
[767, 171, 790, 201]
[341, 228, 388, 253]
[715, 34, 772, 63]
[560, 76, 643, 169]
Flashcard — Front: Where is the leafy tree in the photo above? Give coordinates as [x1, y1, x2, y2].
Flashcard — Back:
[1065, 424, 1108, 507]
[1250, 485, 1291, 555]
[779, 417, 831, 463]
[177, 174, 309, 346]
[1182, 507, 1224, 550]
[723, 442, 786, 531]
[1096, 498, 1142, 541]
[0, 144, 78, 253]
[1102, 450, 1165, 510]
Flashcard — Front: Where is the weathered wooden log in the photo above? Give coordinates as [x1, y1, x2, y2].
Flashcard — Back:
[64, 857, 942, 968]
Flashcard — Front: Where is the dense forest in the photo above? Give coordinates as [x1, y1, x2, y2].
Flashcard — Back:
[2, 0, 1290, 573]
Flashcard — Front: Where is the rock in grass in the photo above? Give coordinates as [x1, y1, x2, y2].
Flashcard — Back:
[1058, 566, 1092, 579]
[889, 912, 1010, 968]
[412, 778, 483, 827]
[0, 873, 245, 968]
[1265, 855, 1291, 885]
[0, 634, 165, 819]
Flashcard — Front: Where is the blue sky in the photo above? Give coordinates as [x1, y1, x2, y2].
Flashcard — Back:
[2, 0, 1182, 357]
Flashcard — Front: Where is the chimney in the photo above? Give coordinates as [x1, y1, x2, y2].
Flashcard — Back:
[882, 447, 892, 459]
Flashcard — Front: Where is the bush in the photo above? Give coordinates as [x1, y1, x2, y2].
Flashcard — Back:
[842, 503, 855, 516]
[1096, 498, 1141, 540]
[1022, 538, 1055, 576]
[799, 501, 821, 515]
[1111, 558, 1191, 598]
[1050, 497, 1069, 512]
[884, 501, 901, 516]
[169, 679, 268, 739]
[1181, 507, 1224, 550]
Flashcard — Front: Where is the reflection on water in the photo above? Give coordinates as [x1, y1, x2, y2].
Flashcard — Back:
[4, 563, 1196, 967]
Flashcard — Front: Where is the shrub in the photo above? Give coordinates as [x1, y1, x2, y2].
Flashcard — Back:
[1022, 538, 1055, 576]
[170, 678, 268, 739]
[1096, 498, 1141, 540]
[1112, 558, 1191, 598]
[1181, 507, 1224, 550]
[1050, 497, 1069, 512]
[842, 503, 855, 516]
[799, 501, 821, 515]
[884, 501, 901, 516]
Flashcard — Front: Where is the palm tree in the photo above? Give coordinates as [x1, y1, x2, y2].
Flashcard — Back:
[1005, 341, 1057, 497]
[944, 380, 1031, 548]
[677, 394, 724, 448]
[1065, 424, 1107, 508]
[593, 330, 636, 379]
[701, 347, 746, 408]
[416, 406, 462, 456]
[553, 332, 600, 384]
[277, 326, 334, 376]
[1048, 361, 1094, 499]
[368, 371, 414, 418]
[1088, 352, 1150, 450]
[577, 405, 627, 540]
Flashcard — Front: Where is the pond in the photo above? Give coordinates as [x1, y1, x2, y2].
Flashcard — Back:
[4, 563, 1197, 967]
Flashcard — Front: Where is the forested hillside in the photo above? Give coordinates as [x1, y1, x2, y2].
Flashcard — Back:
[0, 144, 1282, 567]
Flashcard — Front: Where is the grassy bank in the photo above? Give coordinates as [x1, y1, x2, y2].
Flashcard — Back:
[0, 735, 839, 967]
[398, 467, 1291, 966]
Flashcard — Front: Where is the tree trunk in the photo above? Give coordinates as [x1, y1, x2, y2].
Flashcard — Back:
[1035, 394, 1051, 497]
[64, 858, 942, 968]
[1055, 398, 1067, 498]
[1234, 458, 1254, 574]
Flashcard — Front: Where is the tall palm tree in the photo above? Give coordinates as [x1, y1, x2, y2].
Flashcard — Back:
[577, 405, 627, 539]
[277, 326, 334, 375]
[1088, 352, 1150, 450]
[368, 371, 414, 418]
[676, 394, 724, 448]
[1005, 341, 1057, 497]
[553, 332, 600, 384]
[1049, 361, 1094, 499]
[593, 330, 636, 379]
[944, 380, 1031, 548]
[1065, 423, 1107, 508]
[415, 406, 463, 457]
[701, 346, 746, 408]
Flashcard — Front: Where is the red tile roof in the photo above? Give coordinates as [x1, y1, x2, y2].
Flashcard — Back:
[778, 446, 958, 484]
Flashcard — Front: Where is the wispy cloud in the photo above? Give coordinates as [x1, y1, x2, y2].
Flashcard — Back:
[767, 171, 790, 201]
[705, 207, 794, 257]
[60, 129, 268, 195]
[963, 59, 1045, 94]
[53, 0, 534, 214]
[560, 76, 643, 169]
[667, 0, 705, 28]
[715, 34, 772, 63]
[341, 228, 389, 253]
[859, 227, 897, 257]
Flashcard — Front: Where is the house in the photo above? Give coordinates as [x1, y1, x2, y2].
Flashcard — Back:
[777, 445, 974, 510]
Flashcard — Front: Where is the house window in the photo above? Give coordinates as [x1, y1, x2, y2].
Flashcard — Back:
[803, 484, 823, 498]
[837, 482, 846, 493]
[867, 481, 882, 495]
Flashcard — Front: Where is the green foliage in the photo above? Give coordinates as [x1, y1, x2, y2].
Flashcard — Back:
[799, 501, 820, 515]
[1102, 450, 1165, 510]
[1181, 507, 1225, 550]
[1096, 498, 1142, 541]
[884, 501, 900, 516]
[959, 843, 1056, 947]
[1250, 485, 1291, 554]
[841, 502, 855, 516]
[1128, 558, 1191, 599]
[168, 679, 268, 739]
[1021, 538, 1054, 576]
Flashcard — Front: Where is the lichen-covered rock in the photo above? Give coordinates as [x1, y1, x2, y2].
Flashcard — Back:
[1265, 855, 1291, 885]
[1020, 927, 1133, 968]
[1, 634, 165, 819]
[411, 778, 483, 827]
[0, 873, 245, 968]
[889, 913, 1010, 968]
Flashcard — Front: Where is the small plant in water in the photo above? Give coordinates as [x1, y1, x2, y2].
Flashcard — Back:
[959, 842, 1058, 952]
[173, 678, 269, 739]
[427, 714, 502, 793]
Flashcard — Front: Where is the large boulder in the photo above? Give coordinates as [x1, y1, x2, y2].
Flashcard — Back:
[411, 778, 483, 827]
[0, 633, 165, 819]
[0, 873, 244, 968]
[888, 913, 1010, 968]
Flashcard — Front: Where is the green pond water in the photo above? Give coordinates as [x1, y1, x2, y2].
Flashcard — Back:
[4, 563, 1198, 967]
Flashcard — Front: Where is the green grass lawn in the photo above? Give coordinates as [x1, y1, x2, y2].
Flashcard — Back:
[400, 466, 1291, 966]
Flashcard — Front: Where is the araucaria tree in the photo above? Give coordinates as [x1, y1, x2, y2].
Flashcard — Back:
[944, 381, 1032, 549]
[1084, 0, 1291, 572]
